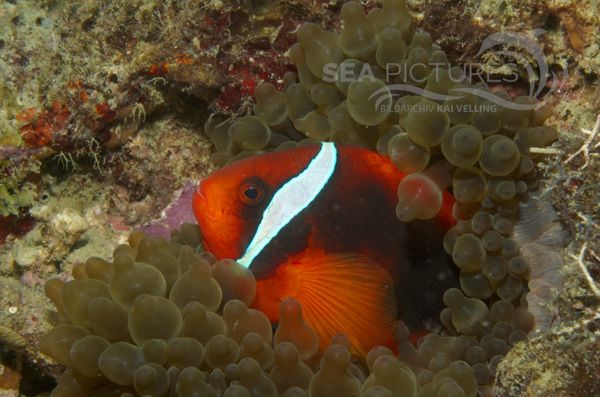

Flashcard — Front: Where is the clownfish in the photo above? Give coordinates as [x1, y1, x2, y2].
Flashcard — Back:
[193, 142, 457, 355]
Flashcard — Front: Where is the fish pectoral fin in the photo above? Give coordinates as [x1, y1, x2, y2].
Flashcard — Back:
[292, 252, 397, 356]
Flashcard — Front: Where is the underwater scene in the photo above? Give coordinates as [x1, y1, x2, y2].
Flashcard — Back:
[0, 0, 599, 396]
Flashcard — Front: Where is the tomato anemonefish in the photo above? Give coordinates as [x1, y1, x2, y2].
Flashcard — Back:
[193, 142, 457, 355]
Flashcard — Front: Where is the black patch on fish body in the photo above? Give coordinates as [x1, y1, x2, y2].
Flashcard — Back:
[246, 144, 458, 331]
[401, 219, 459, 330]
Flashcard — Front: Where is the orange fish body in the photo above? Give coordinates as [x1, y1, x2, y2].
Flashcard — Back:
[193, 142, 456, 355]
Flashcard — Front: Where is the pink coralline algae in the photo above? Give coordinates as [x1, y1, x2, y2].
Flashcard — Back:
[139, 182, 198, 239]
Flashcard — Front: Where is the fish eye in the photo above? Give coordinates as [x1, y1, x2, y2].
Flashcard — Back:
[239, 182, 265, 206]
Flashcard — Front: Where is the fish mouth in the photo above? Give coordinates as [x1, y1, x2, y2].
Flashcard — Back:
[202, 208, 218, 222]
[194, 186, 219, 222]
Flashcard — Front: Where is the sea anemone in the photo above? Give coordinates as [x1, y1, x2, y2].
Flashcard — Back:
[38, 1, 567, 396]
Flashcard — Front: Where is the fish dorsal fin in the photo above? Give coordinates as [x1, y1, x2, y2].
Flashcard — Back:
[287, 251, 397, 356]
[238, 143, 337, 268]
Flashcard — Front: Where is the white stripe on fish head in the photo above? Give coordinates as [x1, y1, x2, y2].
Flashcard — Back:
[237, 142, 338, 268]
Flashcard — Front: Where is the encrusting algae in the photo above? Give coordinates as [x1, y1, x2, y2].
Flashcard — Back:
[38, 0, 568, 396]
